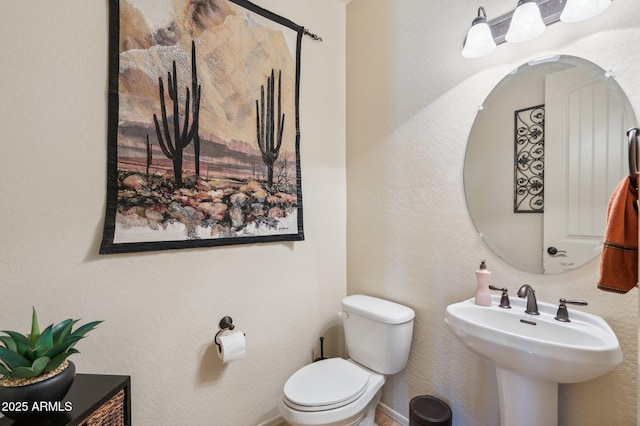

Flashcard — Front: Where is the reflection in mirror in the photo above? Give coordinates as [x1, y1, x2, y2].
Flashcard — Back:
[464, 55, 636, 274]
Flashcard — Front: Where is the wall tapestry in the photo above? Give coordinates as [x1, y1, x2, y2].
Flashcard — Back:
[514, 104, 545, 213]
[101, 0, 306, 254]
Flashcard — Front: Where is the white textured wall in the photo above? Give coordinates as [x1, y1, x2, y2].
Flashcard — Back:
[0, 1, 345, 425]
[347, 1, 638, 425]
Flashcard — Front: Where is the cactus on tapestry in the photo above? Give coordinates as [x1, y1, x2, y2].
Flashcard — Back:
[256, 69, 285, 190]
[146, 134, 152, 177]
[153, 40, 202, 188]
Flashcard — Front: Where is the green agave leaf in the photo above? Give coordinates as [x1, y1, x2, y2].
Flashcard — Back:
[69, 321, 103, 339]
[52, 318, 73, 336]
[30, 356, 50, 376]
[44, 349, 78, 373]
[24, 347, 37, 362]
[55, 320, 79, 346]
[0, 347, 31, 370]
[0, 363, 11, 376]
[0, 336, 17, 352]
[65, 336, 85, 353]
[32, 345, 50, 359]
[52, 319, 78, 345]
[2, 331, 31, 355]
[29, 307, 41, 347]
[45, 335, 83, 359]
[35, 325, 54, 350]
[11, 366, 40, 378]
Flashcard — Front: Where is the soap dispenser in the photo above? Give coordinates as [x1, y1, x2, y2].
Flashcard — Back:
[475, 260, 492, 306]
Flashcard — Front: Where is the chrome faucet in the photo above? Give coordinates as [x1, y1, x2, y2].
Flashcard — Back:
[517, 284, 539, 315]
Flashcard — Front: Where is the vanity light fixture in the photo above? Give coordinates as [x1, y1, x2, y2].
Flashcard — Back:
[560, 0, 612, 23]
[462, 7, 497, 59]
[461, 0, 613, 58]
[505, 0, 546, 43]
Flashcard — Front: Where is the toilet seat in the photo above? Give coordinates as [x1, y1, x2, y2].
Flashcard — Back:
[283, 358, 370, 412]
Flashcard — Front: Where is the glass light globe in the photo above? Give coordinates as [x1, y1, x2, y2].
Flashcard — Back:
[462, 21, 496, 58]
[560, 0, 612, 23]
[505, 1, 546, 43]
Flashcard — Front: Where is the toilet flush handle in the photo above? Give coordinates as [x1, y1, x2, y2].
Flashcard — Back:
[338, 311, 349, 319]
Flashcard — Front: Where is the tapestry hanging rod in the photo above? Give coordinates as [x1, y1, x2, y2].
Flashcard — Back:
[303, 28, 323, 42]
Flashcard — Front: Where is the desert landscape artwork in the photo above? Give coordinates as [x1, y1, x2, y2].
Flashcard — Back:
[101, 0, 304, 254]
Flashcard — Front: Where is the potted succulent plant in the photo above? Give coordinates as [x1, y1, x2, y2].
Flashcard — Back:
[0, 308, 101, 421]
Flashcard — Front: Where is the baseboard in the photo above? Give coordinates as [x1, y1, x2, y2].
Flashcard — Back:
[257, 415, 284, 426]
[377, 401, 409, 426]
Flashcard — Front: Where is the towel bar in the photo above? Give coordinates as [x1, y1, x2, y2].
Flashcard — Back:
[627, 127, 639, 189]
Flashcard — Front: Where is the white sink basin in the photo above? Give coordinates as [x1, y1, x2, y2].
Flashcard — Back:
[445, 295, 622, 383]
[445, 294, 622, 426]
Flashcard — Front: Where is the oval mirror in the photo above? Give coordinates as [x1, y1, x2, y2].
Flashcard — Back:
[464, 55, 636, 274]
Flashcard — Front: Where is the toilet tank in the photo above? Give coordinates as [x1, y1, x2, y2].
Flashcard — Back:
[341, 295, 415, 375]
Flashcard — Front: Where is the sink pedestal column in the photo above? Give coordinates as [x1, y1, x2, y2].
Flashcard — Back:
[496, 367, 558, 426]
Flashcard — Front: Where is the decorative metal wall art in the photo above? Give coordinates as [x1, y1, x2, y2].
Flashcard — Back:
[101, 0, 307, 254]
[514, 105, 545, 213]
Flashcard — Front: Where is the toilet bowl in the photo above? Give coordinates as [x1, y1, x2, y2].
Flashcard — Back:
[279, 295, 415, 426]
[279, 358, 384, 426]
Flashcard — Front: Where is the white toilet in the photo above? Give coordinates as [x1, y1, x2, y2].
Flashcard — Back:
[279, 295, 415, 426]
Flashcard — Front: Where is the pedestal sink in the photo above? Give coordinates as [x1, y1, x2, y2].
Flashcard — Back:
[445, 294, 622, 426]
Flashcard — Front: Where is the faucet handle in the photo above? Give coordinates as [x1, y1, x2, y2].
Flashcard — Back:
[489, 286, 511, 309]
[555, 298, 588, 322]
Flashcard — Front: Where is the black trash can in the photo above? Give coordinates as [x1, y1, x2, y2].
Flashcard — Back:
[409, 395, 452, 426]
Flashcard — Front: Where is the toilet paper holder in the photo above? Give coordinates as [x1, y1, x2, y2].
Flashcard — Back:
[215, 316, 237, 351]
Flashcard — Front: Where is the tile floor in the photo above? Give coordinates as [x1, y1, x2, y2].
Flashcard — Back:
[280, 409, 402, 426]
[375, 409, 403, 426]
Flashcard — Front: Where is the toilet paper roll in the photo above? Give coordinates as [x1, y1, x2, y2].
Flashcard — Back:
[217, 330, 246, 363]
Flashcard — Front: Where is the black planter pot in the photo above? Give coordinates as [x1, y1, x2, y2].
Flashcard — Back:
[0, 361, 76, 422]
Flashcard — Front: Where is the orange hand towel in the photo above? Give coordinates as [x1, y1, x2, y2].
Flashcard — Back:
[597, 174, 638, 293]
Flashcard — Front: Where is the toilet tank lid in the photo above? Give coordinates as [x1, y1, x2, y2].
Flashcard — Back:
[342, 295, 415, 324]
